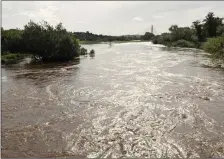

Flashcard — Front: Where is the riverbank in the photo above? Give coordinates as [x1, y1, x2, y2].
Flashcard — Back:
[1, 53, 30, 65]
[151, 12, 224, 61]
[153, 37, 224, 62]
[203, 36, 224, 60]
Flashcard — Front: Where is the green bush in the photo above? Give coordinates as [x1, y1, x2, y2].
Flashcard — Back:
[141, 32, 155, 41]
[203, 36, 224, 59]
[171, 39, 196, 48]
[22, 21, 80, 62]
[80, 47, 88, 55]
[89, 49, 95, 54]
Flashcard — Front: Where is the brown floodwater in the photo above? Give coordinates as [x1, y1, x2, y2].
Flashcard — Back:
[1, 42, 224, 158]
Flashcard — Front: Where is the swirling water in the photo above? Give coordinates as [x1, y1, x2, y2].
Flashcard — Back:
[2, 42, 224, 158]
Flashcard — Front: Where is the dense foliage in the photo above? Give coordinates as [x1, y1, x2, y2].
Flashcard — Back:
[2, 21, 82, 62]
[152, 12, 224, 60]
[79, 47, 88, 55]
[2, 21, 144, 63]
[141, 32, 155, 41]
[153, 12, 223, 47]
[22, 21, 80, 61]
[1, 28, 24, 53]
[89, 49, 95, 54]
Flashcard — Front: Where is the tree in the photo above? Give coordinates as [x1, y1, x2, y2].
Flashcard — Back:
[203, 12, 223, 37]
[1, 29, 24, 53]
[192, 20, 206, 42]
[141, 32, 155, 40]
[22, 20, 80, 61]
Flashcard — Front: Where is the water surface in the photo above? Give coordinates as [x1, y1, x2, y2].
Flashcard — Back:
[2, 42, 224, 158]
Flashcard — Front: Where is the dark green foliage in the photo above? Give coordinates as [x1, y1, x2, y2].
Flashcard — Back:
[73, 31, 141, 42]
[152, 33, 172, 46]
[141, 32, 155, 41]
[203, 12, 223, 37]
[152, 12, 224, 60]
[1, 28, 24, 53]
[1, 21, 82, 62]
[89, 49, 95, 54]
[80, 47, 88, 55]
[22, 21, 80, 61]
[192, 20, 206, 42]
[153, 12, 223, 49]
[171, 40, 196, 48]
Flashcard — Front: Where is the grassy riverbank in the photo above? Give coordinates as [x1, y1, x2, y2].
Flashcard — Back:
[1, 53, 30, 64]
[203, 36, 224, 60]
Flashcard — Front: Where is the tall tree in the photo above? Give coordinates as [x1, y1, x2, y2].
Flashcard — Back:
[203, 12, 223, 37]
[192, 20, 205, 42]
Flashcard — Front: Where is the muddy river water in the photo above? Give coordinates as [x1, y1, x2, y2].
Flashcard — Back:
[1, 42, 224, 158]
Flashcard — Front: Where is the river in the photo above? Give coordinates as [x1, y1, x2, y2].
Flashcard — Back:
[2, 42, 224, 158]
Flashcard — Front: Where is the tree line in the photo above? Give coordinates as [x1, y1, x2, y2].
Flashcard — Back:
[2, 20, 153, 64]
[73, 31, 149, 42]
[152, 12, 224, 60]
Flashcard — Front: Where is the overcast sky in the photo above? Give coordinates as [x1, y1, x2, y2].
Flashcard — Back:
[2, 1, 224, 35]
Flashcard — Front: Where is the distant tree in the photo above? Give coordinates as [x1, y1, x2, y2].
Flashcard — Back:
[141, 32, 155, 40]
[192, 20, 205, 42]
[89, 49, 95, 54]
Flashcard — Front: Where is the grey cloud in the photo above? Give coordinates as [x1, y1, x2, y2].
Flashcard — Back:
[2, 1, 224, 35]
[132, 17, 144, 22]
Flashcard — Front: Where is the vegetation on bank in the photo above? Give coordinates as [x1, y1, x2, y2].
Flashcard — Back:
[140, 32, 155, 41]
[1, 20, 151, 64]
[1, 53, 30, 64]
[73, 31, 143, 42]
[203, 36, 224, 60]
[80, 47, 88, 55]
[1, 21, 96, 63]
[152, 12, 224, 60]
[79, 40, 102, 45]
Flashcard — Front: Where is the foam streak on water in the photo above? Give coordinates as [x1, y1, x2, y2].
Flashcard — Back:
[2, 42, 224, 158]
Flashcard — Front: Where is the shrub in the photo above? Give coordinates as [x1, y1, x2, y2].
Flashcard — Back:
[89, 49, 95, 54]
[141, 32, 155, 41]
[171, 39, 196, 48]
[80, 47, 88, 55]
[22, 21, 80, 62]
[203, 36, 224, 59]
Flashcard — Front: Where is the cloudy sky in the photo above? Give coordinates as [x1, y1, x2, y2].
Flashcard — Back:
[2, 1, 224, 35]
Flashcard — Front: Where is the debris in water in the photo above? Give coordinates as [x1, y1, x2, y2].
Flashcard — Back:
[199, 96, 210, 101]
[181, 114, 187, 119]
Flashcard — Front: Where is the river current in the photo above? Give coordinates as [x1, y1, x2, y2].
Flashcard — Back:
[2, 42, 224, 158]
